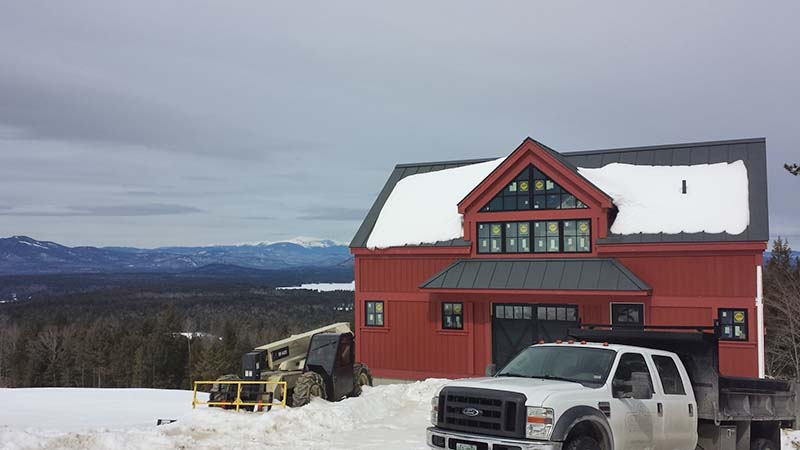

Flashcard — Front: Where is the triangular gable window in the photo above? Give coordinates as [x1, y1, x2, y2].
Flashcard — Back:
[482, 164, 588, 211]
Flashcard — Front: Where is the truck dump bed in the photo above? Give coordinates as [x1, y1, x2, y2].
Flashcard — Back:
[568, 326, 798, 423]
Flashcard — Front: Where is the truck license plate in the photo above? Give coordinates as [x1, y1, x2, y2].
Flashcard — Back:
[456, 444, 477, 450]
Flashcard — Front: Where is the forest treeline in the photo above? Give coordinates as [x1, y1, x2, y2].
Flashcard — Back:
[0, 282, 353, 389]
[2, 240, 798, 389]
[764, 238, 800, 379]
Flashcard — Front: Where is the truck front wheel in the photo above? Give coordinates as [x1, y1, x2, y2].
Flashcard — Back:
[751, 438, 777, 450]
[565, 436, 601, 450]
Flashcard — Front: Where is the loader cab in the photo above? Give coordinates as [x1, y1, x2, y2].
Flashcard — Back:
[305, 332, 355, 400]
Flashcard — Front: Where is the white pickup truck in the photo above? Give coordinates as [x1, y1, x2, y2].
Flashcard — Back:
[427, 327, 798, 450]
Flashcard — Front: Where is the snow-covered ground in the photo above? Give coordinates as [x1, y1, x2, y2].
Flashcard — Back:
[277, 281, 355, 292]
[4, 382, 799, 450]
[0, 379, 447, 450]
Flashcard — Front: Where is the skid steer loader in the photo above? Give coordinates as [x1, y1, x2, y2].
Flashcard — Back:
[207, 322, 372, 409]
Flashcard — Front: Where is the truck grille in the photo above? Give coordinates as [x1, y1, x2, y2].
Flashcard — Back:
[437, 387, 527, 439]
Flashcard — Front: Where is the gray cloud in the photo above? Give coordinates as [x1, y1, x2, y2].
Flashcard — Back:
[297, 207, 368, 222]
[0, 0, 797, 247]
[0, 204, 203, 217]
[243, 216, 276, 221]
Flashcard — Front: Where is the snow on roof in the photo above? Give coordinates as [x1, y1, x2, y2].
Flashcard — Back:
[366, 158, 505, 249]
[578, 161, 749, 235]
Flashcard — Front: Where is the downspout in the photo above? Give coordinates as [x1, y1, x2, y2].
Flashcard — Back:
[756, 264, 765, 378]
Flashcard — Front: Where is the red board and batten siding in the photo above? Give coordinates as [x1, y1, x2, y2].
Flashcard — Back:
[604, 245, 763, 377]
[355, 243, 763, 380]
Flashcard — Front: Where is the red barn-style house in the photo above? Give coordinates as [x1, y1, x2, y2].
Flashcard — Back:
[350, 137, 768, 379]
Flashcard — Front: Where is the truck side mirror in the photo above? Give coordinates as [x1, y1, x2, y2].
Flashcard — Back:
[485, 364, 497, 377]
[631, 372, 653, 399]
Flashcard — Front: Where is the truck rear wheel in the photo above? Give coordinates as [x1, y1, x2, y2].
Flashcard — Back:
[565, 436, 601, 450]
[751, 438, 777, 450]
[292, 371, 327, 407]
[351, 362, 373, 397]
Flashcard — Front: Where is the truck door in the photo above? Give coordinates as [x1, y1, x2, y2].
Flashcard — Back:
[332, 335, 355, 400]
[651, 354, 697, 450]
[608, 352, 663, 450]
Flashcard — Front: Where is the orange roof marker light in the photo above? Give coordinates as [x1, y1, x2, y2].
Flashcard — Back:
[602, 342, 609, 347]
[580, 340, 587, 345]
[567, 339, 574, 344]
[538, 340, 545, 344]
[555, 339, 562, 344]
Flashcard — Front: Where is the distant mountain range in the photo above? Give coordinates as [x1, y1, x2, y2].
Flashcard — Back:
[0, 236, 353, 275]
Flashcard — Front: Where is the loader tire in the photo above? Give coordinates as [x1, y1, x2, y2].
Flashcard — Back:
[209, 374, 239, 409]
[351, 362, 373, 397]
[292, 371, 327, 407]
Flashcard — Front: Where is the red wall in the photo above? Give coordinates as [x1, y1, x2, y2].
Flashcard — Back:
[355, 245, 762, 380]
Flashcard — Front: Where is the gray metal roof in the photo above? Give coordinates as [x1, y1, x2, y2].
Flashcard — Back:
[562, 137, 769, 243]
[350, 137, 769, 248]
[349, 158, 494, 248]
[419, 258, 651, 291]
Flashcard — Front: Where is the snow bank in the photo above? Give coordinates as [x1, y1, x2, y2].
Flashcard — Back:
[578, 161, 749, 235]
[783, 429, 800, 449]
[277, 281, 355, 292]
[367, 158, 505, 248]
[0, 379, 449, 450]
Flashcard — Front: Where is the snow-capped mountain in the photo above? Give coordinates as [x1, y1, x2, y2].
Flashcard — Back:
[226, 237, 345, 248]
[0, 236, 352, 275]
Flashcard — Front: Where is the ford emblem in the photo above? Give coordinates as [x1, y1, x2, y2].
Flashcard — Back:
[462, 407, 481, 417]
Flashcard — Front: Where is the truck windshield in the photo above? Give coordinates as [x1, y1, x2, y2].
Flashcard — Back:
[497, 346, 616, 386]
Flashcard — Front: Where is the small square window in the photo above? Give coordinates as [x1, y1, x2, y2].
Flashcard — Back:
[506, 238, 518, 253]
[566, 307, 577, 322]
[577, 236, 591, 252]
[505, 222, 518, 237]
[564, 236, 577, 252]
[442, 302, 464, 330]
[719, 309, 747, 341]
[365, 301, 384, 327]
[546, 194, 560, 209]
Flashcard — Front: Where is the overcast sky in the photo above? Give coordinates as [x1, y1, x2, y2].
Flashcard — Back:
[0, 1, 797, 248]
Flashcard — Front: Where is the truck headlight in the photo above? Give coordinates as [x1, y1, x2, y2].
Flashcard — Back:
[525, 407, 554, 440]
[430, 396, 439, 425]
